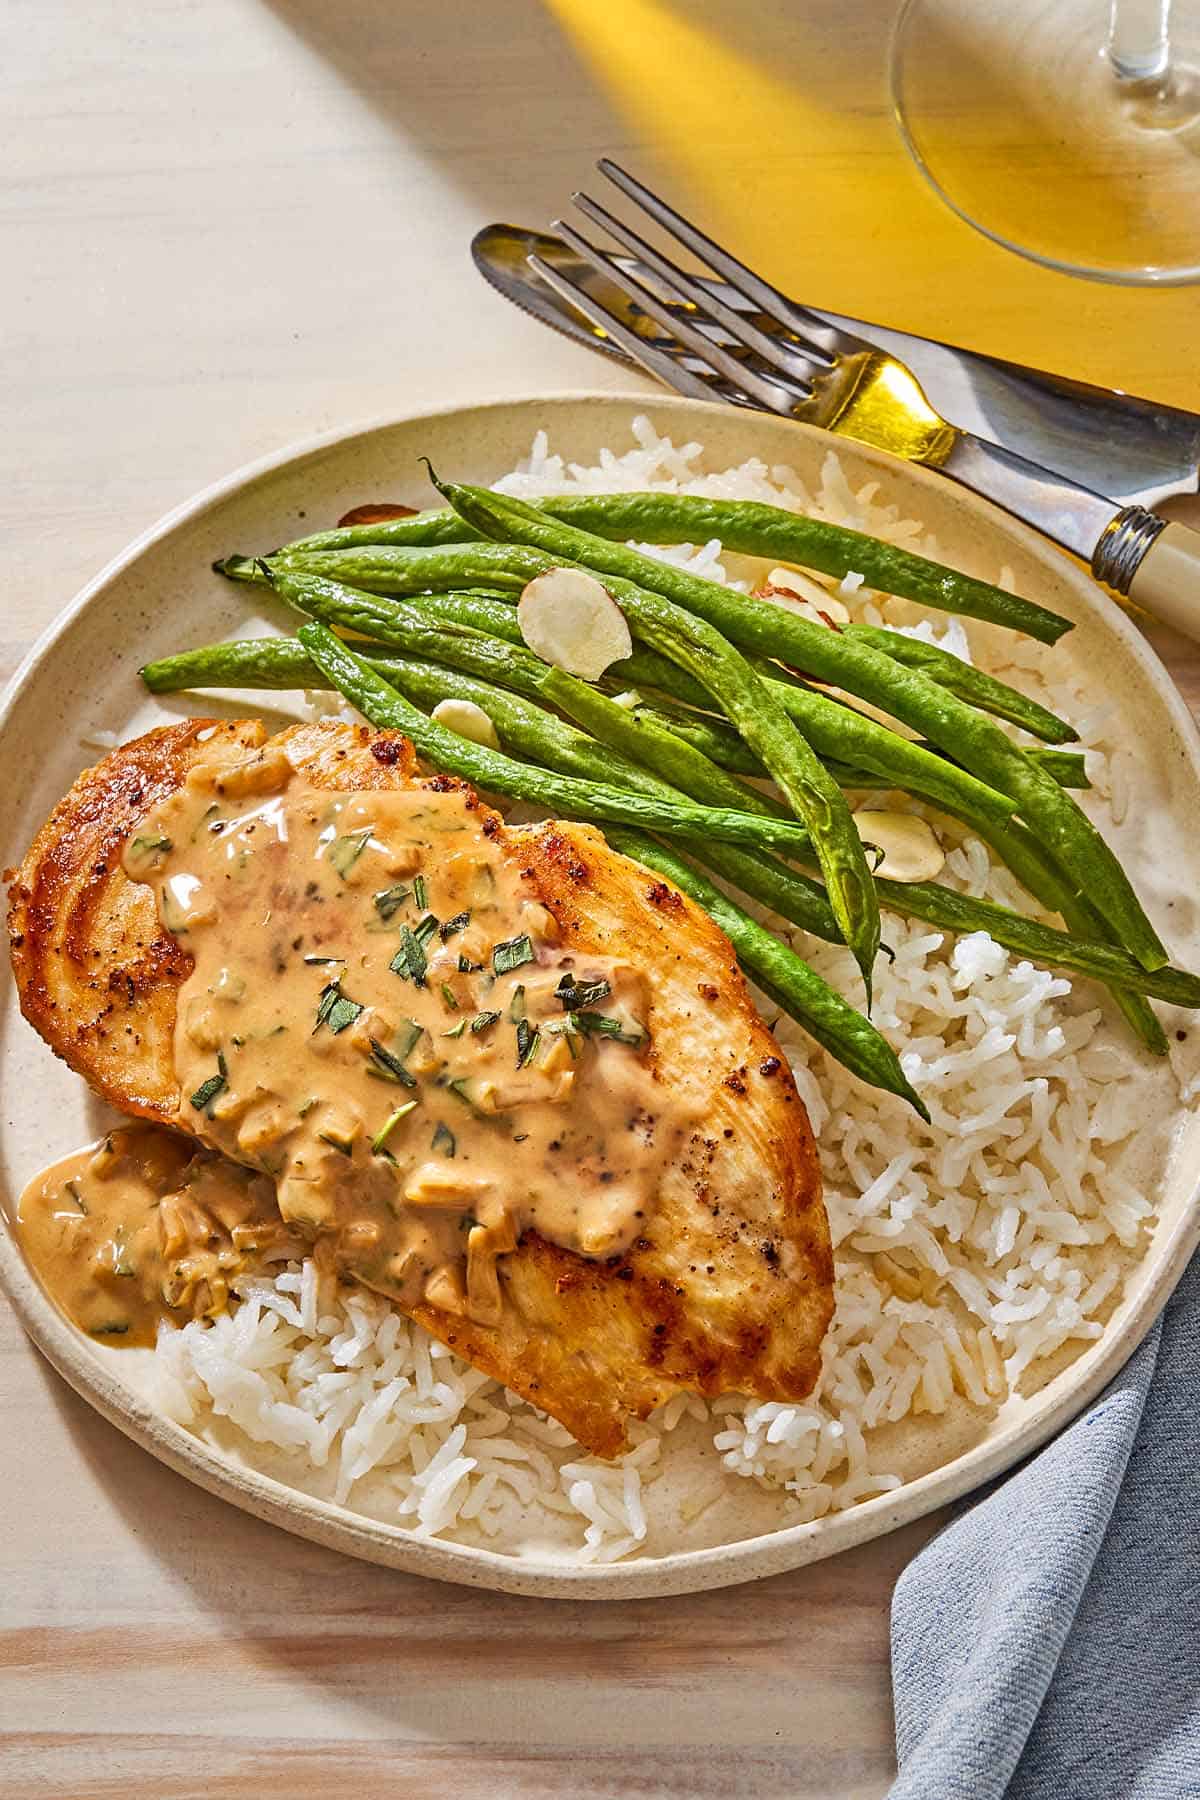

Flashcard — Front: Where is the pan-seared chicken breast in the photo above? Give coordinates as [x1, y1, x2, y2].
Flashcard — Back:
[8, 719, 832, 1456]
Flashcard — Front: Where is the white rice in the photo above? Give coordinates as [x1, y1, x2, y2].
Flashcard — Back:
[150, 417, 1188, 1561]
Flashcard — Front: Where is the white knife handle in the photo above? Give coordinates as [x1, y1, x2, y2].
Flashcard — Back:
[1124, 522, 1200, 641]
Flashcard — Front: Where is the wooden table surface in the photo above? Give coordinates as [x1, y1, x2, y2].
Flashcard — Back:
[3, 3, 1198, 1795]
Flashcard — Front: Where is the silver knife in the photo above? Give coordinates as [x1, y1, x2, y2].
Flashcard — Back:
[472, 223, 1200, 510]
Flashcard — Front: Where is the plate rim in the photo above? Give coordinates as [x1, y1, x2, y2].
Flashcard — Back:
[2, 388, 1198, 1599]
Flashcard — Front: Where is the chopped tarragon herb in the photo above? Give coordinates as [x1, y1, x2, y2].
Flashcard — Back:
[302, 953, 345, 966]
[390, 926, 431, 986]
[112, 1228, 135, 1278]
[89, 1322, 129, 1338]
[492, 934, 534, 976]
[368, 1038, 417, 1088]
[191, 802, 222, 843]
[328, 828, 373, 879]
[515, 1018, 541, 1068]
[372, 1099, 419, 1155]
[318, 1129, 355, 1157]
[457, 952, 479, 974]
[63, 1180, 88, 1215]
[440, 983, 459, 1011]
[447, 1077, 491, 1119]
[508, 984, 527, 1024]
[160, 882, 191, 935]
[470, 1010, 501, 1035]
[297, 1096, 319, 1119]
[439, 910, 470, 940]
[568, 1010, 646, 1048]
[432, 1121, 456, 1158]
[443, 1020, 467, 1039]
[314, 981, 364, 1034]
[395, 1019, 424, 1062]
[373, 884, 410, 921]
[555, 973, 612, 1011]
[128, 831, 172, 863]
[189, 1049, 229, 1115]
[413, 873, 429, 911]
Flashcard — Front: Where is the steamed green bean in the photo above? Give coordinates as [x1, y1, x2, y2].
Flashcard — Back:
[141, 632, 1200, 1015]
[292, 624, 826, 857]
[840, 625, 1077, 743]
[423, 483, 1165, 974]
[249, 563, 1050, 828]
[281, 491, 1071, 644]
[424, 478, 882, 1000]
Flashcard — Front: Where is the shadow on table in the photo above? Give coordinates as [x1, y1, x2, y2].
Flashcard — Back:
[35, 1346, 934, 1792]
[259, 0, 901, 219]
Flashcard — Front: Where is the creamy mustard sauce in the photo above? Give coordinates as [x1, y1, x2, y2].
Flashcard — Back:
[103, 746, 682, 1329]
[15, 1125, 288, 1345]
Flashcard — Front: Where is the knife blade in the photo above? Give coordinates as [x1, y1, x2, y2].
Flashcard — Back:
[472, 223, 1200, 509]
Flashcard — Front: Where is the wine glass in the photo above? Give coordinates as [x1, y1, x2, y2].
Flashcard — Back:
[890, 0, 1200, 284]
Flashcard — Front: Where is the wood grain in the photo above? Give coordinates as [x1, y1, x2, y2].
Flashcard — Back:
[2, 1, 1198, 1794]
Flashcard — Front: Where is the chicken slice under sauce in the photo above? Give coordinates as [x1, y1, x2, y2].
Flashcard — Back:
[8, 720, 833, 1456]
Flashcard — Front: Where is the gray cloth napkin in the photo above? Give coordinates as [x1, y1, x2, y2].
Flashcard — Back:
[888, 1249, 1200, 1800]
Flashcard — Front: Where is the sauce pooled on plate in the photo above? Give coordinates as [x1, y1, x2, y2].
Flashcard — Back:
[15, 1125, 287, 1344]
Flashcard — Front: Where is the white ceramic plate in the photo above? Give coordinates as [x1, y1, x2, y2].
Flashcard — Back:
[2, 393, 1199, 1599]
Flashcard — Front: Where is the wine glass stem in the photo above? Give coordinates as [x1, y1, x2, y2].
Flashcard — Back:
[1108, 0, 1171, 81]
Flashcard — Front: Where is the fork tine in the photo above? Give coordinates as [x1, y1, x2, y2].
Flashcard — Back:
[526, 253, 723, 403]
[526, 252, 759, 391]
[598, 158, 851, 364]
[571, 189, 829, 387]
[551, 217, 807, 415]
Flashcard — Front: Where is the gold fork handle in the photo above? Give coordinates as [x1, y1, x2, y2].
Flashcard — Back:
[1124, 521, 1200, 641]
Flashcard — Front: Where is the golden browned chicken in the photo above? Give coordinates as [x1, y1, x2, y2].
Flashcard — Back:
[8, 718, 832, 1456]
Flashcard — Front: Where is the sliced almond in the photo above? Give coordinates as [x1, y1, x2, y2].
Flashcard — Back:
[184, 995, 223, 1052]
[762, 566, 851, 626]
[275, 1173, 336, 1231]
[431, 697, 501, 749]
[466, 1210, 519, 1326]
[539, 1034, 574, 1077]
[517, 566, 633, 680]
[423, 1264, 467, 1315]
[347, 1005, 395, 1057]
[336, 502, 417, 527]
[853, 810, 945, 883]
[404, 1163, 492, 1209]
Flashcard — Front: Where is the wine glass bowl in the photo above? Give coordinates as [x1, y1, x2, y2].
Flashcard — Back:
[890, 0, 1200, 284]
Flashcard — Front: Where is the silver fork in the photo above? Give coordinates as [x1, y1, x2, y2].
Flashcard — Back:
[534, 158, 961, 462]
[530, 161, 1200, 639]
